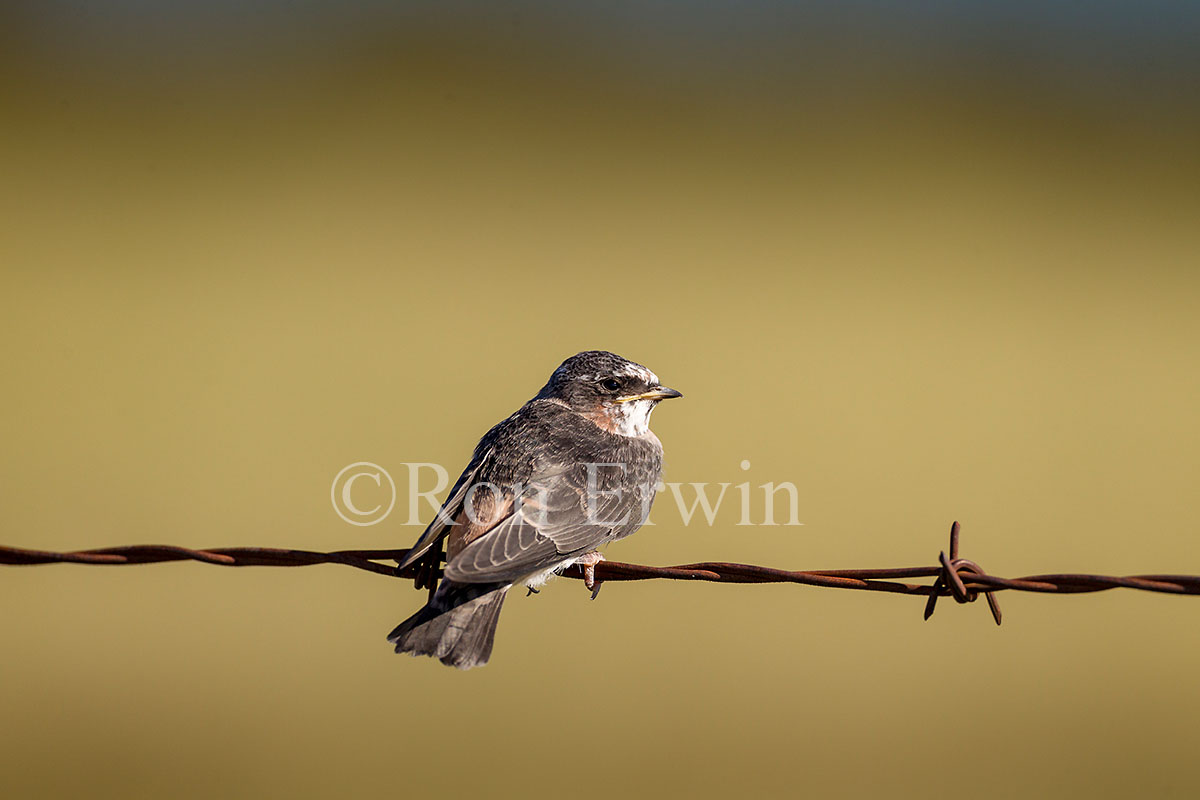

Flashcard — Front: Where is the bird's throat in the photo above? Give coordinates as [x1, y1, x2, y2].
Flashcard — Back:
[584, 399, 657, 438]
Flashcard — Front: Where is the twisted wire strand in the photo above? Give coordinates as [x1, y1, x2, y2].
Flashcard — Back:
[4, 523, 1199, 624]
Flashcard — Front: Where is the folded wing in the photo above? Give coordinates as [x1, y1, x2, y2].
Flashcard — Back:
[445, 460, 646, 584]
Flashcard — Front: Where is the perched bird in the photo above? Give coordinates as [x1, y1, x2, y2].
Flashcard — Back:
[389, 350, 683, 669]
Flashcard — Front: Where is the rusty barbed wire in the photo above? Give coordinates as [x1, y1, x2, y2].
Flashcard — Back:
[4, 522, 1200, 624]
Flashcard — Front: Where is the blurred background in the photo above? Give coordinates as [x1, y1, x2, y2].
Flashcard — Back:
[2, 2, 1199, 798]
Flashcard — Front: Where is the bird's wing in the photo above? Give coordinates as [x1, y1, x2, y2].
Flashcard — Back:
[444, 461, 644, 584]
[396, 447, 491, 570]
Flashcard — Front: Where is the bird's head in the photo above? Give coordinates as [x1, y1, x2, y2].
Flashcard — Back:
[536, 351, 682, 437]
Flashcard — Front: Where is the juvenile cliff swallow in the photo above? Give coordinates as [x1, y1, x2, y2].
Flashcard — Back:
[389, 351, 682, 669]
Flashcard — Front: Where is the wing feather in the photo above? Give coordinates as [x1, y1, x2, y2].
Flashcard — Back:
[444, 461, 651, 583]
[397, 447, 491, 570]
[409, 399, 663, 584]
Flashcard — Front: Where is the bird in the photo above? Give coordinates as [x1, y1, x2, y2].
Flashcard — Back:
[388, 350, 683, 669]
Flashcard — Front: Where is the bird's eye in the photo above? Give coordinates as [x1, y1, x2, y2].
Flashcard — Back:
[600, 378, 621, 392]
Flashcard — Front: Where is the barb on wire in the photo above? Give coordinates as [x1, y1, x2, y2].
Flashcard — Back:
[4, 522, 1200, 625]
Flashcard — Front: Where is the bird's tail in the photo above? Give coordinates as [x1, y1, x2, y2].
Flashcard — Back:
[387, 581, 510, 670]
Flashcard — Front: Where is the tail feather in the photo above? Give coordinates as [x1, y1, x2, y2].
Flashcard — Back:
[388, 581, 509, 670]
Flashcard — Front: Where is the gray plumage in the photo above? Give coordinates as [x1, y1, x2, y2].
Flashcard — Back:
[388, 351, 680, 669]
[387, 583, 509, 670]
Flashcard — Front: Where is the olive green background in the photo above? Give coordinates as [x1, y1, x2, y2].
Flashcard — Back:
[2, 6, 1199, 798]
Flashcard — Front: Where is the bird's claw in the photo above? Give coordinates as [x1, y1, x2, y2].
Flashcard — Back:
[576, 551, 605, 600]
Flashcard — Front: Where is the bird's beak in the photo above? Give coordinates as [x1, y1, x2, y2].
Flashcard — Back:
[617, 386, 684, 403]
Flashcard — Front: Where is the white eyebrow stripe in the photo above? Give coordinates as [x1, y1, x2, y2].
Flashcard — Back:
[614, 363, 658, 384]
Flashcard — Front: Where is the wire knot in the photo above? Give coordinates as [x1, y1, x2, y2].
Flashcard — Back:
[923, 521, 1002, 625]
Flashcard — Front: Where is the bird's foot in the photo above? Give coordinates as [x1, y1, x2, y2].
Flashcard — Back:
[577, 551, 605, 600]
[525, 586, 540, 597]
